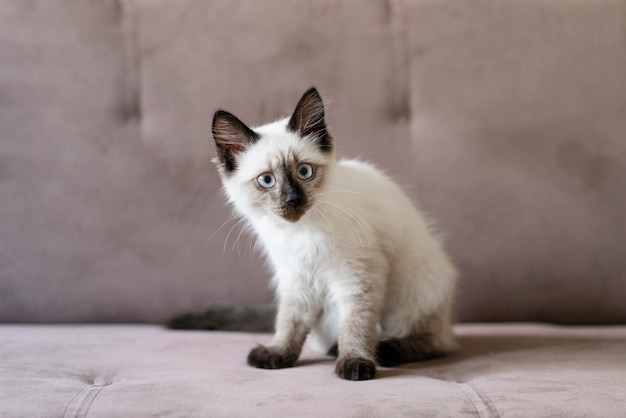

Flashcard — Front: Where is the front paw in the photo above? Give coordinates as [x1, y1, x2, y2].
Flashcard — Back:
[247, 345, 297, 369]
[335, 356, 376, 381]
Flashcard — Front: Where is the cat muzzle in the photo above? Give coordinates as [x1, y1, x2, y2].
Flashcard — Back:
[280, 180, 307, 221]
[280, 204, 308, 222]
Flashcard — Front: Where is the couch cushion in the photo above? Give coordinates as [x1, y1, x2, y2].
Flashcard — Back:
[1, 0, 625, 323]
[0, 0, 405, 323]
[0, 0, 278, 323]
[125, 0, 412, 320]
[1, 324, 625, 417]
[403, 0, 626, 323]
[0, 0, 170, 322]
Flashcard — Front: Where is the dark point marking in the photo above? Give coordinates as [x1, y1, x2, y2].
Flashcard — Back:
[375, 334, 447, 367]
[278, 163, 309, 222]
[327, 343, 339, 357]
[335, 356, 377, 381]
[247, 345, 298, 369]
[212, 110, 259, 173]
[288, 87, 333, 153]
[282, 169, 306, 208]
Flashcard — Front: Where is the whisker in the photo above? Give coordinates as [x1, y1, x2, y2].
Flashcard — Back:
[318, 198, 374, 247]
[317, 199, 372, 248]
[246, 232, 259, 267]
[223, 217, 246, 253]
[203, 213, 241, 248]
[232, 221, 251, 265]
[312, 206, 336, 248]
[315, 189, 370, 198]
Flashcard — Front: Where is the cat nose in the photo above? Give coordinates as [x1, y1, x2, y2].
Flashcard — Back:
[283, 182, 304, 208]
[285, 191, 303, 207]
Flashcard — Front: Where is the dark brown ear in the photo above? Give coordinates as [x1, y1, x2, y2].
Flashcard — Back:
[288, 87, 332, 152]
[212, 110, 259, 173]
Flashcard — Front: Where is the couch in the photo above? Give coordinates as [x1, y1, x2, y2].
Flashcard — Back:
[1, 0, 625, 416]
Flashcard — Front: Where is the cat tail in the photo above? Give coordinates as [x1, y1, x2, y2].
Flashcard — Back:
[167, 303, 276, 333]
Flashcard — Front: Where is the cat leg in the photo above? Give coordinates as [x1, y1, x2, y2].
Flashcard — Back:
[334, 287, 383, 381]
[376, 307, 456, 367]
[376, 334, 446, 367]
[306, 300, 340, 356]
[326, 344, 339, 357]
[247, 291, 318, 369]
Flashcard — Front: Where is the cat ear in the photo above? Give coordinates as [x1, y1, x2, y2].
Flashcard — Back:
[288, 87, 332, 152]
[212, 110, 259, 173]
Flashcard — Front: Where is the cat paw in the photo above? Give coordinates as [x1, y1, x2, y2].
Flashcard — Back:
[247, 345, 297, 369]
[376, 337, 445, 367]
[335, 356, 376, 381]
[375, 339, 404, 367]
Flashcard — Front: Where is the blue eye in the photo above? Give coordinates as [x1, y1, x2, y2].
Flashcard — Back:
[257, 173, 276, 189]
[297, 163, 314, 180]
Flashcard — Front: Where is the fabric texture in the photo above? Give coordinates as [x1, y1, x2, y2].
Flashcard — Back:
[2, 324, 626, 417]
[0, 1, 625, 325]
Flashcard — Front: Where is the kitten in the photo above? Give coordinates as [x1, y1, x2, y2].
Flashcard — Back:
[208, 87, 457, 380]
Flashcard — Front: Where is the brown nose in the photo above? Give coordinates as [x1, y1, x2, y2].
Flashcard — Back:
[283, 179, 304, 208]
[284, 188, 303, 207]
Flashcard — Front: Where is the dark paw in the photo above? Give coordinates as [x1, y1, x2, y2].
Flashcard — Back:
[335, 356, 376, 381]
[376, 339, 404, 367]
[247, 345, 297, 369]
[326, 343, 339, 357]
[376, 337, 444, 367]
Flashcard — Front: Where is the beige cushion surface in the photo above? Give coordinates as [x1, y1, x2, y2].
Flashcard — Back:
[1, 324, 625, 417]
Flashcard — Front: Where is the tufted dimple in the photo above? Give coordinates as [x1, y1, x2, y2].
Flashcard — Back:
[118, 99, 142, 123]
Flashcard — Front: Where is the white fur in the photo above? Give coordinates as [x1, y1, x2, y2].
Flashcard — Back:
[219, 117, 457, 356]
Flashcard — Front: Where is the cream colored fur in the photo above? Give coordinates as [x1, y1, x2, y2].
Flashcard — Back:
[217, 117, 457, 362]
[212, 88, 457, 380]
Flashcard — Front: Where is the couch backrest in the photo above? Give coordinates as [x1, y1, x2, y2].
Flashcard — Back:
[1, 0, 624, 324]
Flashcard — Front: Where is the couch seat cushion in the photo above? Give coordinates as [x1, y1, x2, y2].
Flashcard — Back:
[1, 323, 625, 417]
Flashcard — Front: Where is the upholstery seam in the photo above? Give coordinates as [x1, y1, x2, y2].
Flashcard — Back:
[386, 0, 413, 179]
[457, 383, 483, 418]
[119, 0, 144, 139]
[81, 384, 107, 417]
[472, 384, 502, 418]
[457, 382, 501, 418]
[388, 0, 411, 125]
[61, 386, 89, 418]
[62, 383, 109, 418]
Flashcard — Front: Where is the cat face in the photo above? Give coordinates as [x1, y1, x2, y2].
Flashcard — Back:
[212, 87, 334, 223]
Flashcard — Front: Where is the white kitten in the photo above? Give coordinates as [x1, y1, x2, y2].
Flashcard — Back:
[212, 87, 457, 380]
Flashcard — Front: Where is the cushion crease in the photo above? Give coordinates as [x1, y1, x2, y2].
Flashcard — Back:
[62, 383, 108, 418]
[457, 382, 500, 418]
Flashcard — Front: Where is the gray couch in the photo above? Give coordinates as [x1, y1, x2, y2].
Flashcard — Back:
[1, 1, 625, 416]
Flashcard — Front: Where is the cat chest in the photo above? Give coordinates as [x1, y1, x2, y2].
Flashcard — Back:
[263, 230, 339, 275]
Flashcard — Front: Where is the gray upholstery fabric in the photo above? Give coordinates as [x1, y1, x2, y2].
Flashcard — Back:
[404, 0, 626, 323]
[2, 324, 626, 417]
[1, 0, 625, 323]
